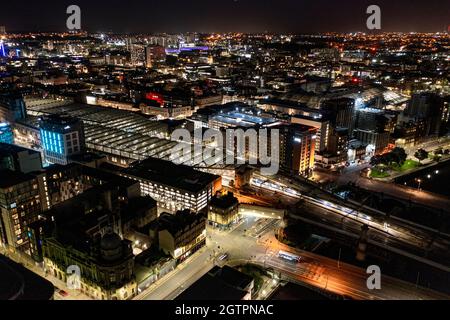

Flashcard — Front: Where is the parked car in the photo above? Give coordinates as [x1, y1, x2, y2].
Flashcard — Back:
[57, 289, 69, 297]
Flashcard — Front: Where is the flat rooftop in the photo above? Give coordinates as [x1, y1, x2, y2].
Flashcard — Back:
[212, 111, 277, 128]
[158, 210, 206, 236]
[0, 169, 35, 188]
[124, 157, 220, 193]
[176, 266, 252, 300]
[0, 142, 40, 157]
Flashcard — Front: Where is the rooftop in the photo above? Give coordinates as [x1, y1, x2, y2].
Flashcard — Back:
[0, 169, 35, 188]
[210, 192, 239, 209]
[158, 210, 206, 237]
[121, 196, 157, 223]
[124, 157, 220, 193]
[38, 113, 83, 133]
[175, 266, 252, 300]
[212, 110, 277, 128]
[0, 142, 40, 157]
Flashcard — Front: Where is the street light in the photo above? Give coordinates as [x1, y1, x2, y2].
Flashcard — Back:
[337, 247, 341, 269]
[415, 178, 422, 190]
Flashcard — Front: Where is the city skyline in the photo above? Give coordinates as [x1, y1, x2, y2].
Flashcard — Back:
[0, 0, 449, 305]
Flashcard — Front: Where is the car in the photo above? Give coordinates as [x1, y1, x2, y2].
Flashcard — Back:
[57, 289, 69, 297]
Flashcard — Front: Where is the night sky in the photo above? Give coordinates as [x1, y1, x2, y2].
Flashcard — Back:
[1, 0, 449, 33]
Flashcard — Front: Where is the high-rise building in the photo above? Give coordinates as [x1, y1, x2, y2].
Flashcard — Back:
[328, 127, 349, 157]
[34, 162, 140, 213]
[405, 93, 445, 137]
[39, 114, 85, 165]
[354, 129, 390, 155]
[356, 108, 389, 133]
[291, 115, 331, 153]
[145, 45, 166, 68]
[276, 124, 317, 176]
[130, 43, 146, 66]
[321, 98, 355, 134]
[0, 170, 42, 253]
[0, 26, 6, 35]
[352, 107, 391, 155]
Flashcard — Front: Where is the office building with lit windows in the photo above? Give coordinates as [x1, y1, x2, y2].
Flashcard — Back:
[35, 163, 140, 212]
[291, 115, 331, 154]
[130, 43, 146, 66]
[145, 45, 166, 68]
[39, 114, 85, 165]
[0, 170, 42, 253]
[276, 124, 317, 176]
[122, 157, 222, 212]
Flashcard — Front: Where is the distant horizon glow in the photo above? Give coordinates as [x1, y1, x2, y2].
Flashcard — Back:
[0, 0, 449, 34]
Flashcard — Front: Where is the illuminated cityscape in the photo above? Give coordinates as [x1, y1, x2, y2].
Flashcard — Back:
[0, 0, 449, 308]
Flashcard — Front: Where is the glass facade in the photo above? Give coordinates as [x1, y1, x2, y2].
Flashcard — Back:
[0, 123, 14, 144]
[40, 129, 64, 155]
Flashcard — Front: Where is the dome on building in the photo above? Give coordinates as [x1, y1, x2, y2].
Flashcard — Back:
[101, 232, 122, 251]
[100, 231, 123, 261]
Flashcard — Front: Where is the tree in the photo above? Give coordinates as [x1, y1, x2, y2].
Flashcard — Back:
[383, 152, 395, 165]
[414, 149, 428, 164]
[391, 147, 407, 164]
[434, 147, 443, 155]
[370, 155, 382, 166]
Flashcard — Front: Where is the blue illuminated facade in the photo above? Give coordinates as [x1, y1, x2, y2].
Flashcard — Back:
[0, 122, 14, 144]
[0, 40, 6, 57]
[39, 114, 85, 165]
[40, 129, 65, 155]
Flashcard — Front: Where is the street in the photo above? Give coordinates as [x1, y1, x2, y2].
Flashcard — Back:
[137, 213, 450, 300]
